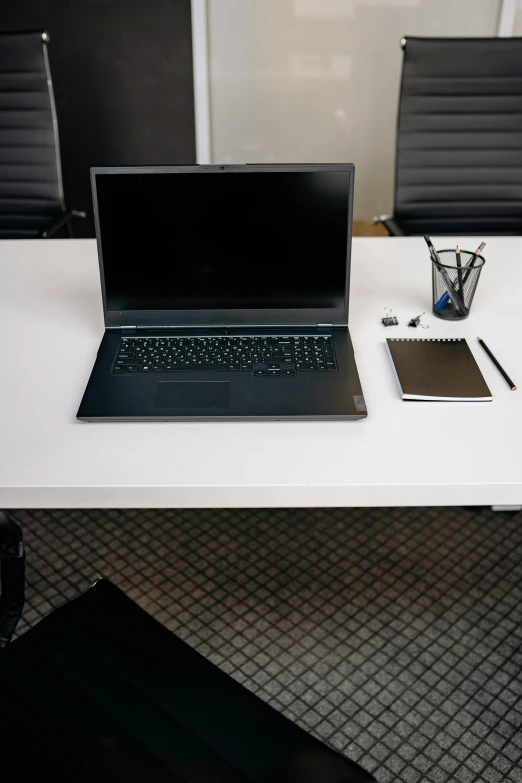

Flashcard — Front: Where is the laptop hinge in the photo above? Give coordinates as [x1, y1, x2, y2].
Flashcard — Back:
[108, 323, 347, 330]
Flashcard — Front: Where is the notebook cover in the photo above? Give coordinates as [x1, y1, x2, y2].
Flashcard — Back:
[386, 338, 492, 401]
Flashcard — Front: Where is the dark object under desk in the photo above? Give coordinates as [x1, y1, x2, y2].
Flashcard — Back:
[0, 573, 374, 783]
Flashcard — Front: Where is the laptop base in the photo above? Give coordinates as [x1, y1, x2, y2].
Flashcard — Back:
[77, 328, 367, 422]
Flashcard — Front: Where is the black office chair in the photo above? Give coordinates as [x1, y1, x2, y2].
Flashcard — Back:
[0, 513, 375, 783]
[0, 30, 85, 238]
[376, 36, 522, 236]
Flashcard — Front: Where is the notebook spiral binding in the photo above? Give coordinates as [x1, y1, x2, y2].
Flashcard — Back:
[389, 338, 462, 342]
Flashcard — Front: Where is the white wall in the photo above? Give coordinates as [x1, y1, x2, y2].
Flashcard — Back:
[207, 0, 501, 219]
[513, 0, 522, 32]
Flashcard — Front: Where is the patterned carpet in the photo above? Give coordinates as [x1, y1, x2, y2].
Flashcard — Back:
[8, 506, 522, 783]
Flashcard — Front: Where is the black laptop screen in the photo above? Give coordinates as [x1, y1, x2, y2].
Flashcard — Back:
[95, 170, 351, 311]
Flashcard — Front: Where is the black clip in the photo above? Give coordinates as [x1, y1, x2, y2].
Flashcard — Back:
[408, 312, 428, 329]
[381, 308, 398, 327]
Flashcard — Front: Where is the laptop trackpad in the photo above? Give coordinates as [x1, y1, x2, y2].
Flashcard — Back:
[154, 382, 230, 409]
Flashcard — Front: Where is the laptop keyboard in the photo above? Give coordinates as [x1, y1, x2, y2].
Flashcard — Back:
[113, 336, 337, 376]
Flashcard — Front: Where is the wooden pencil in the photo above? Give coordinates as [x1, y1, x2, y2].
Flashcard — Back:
[477, 338, 517, 391]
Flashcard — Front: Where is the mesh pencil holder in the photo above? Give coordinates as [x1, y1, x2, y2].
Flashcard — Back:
[431, 249, 485, 320]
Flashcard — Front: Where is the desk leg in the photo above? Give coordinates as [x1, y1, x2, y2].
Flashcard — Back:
[491, 505, 522, 512]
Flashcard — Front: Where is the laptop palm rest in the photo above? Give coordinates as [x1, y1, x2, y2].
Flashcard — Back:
[154, 382, 230, 409]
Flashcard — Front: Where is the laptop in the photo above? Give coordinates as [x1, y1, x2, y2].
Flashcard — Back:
[77, 164, 367, 421]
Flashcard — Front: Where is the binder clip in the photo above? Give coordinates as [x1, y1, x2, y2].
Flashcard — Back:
[408, 312, 428, 329]
[381, 308, 398, 327]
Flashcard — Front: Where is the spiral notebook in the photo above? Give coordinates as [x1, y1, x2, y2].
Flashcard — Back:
[386, 338, 492, 401]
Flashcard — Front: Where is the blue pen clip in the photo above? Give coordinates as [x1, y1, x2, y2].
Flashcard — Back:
[434, 291, 450, 313]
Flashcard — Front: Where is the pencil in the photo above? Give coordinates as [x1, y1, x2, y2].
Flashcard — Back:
[477, 338, 517, 391]
[456, 245, 464, 302]
[462, 241, 485, 285]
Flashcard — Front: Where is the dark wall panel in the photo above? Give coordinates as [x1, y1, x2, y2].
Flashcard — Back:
[2, 1, 196, 236]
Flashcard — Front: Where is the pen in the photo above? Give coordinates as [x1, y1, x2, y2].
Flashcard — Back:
[424, 236, 468, 317]
[477, 338, 517, 391]
[424, 235, 440, 263]
[434, 241, 485, 314]
[426, 236, 452, 314]
[456, 245, 463, 301]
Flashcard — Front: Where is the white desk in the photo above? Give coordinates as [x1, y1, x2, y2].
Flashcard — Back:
[0, 238, 520, 508]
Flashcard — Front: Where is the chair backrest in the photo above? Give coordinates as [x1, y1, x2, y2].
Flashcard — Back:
[0, 30, 65, 238]
[394, 37, 522, 236]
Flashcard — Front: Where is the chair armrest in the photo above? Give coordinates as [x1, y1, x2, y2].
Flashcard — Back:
[0, 513, 25, 648]
[373, 215, 406, 236]
[39, 209, 87, 238]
